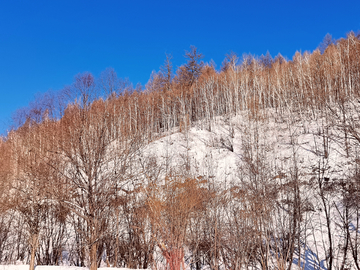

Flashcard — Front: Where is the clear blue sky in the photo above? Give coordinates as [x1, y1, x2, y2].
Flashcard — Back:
[1, 0, 359, 135]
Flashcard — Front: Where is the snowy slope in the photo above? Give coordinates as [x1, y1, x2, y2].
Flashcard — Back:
[141, 109, 357, 270]
[3, 108, 359, 270]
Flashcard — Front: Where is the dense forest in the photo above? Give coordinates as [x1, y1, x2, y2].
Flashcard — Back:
[1, 32, 360, 270]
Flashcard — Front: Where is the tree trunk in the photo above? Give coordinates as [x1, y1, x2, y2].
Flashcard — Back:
[90, 243, 98, 270]
[114, 209, 119, 267]
[162, 248, 184, 270]
[29, 234, 38, 270]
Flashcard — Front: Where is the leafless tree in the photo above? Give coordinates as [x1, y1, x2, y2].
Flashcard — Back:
[50, 92, 141, 270]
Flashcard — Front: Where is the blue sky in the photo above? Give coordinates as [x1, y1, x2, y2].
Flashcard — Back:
[1, 0, 359, 135]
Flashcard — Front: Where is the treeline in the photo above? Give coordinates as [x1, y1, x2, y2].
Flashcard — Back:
[0, 32, 360, 270]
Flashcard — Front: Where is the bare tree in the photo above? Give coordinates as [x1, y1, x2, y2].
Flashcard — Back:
[8, 117, 62, 270]
[99, 68, 132, 98]
[318, 33, 337, 54]
[146, 175, 209, 270]
[50, 96, 141, 270]
[175, 46, 204, 88]
[0, 137, 12, 212]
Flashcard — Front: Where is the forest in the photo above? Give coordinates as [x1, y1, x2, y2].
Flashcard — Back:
[1, 32, 360, 270]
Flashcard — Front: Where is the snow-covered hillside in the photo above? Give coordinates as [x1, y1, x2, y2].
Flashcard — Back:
[139, 106, 359, 270]
[2, 104, 360, 270]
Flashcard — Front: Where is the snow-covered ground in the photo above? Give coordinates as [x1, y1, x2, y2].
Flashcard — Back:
[0, 267, 138, 270]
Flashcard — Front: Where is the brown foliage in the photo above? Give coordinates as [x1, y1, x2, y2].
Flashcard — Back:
[146, 176, 209, 270]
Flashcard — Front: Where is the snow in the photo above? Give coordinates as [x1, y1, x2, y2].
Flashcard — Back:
[0, 266, 29, 270]
[3, 107, 360, 269]
[0, 267, 139, 270]
[140, 109, 358, 269]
